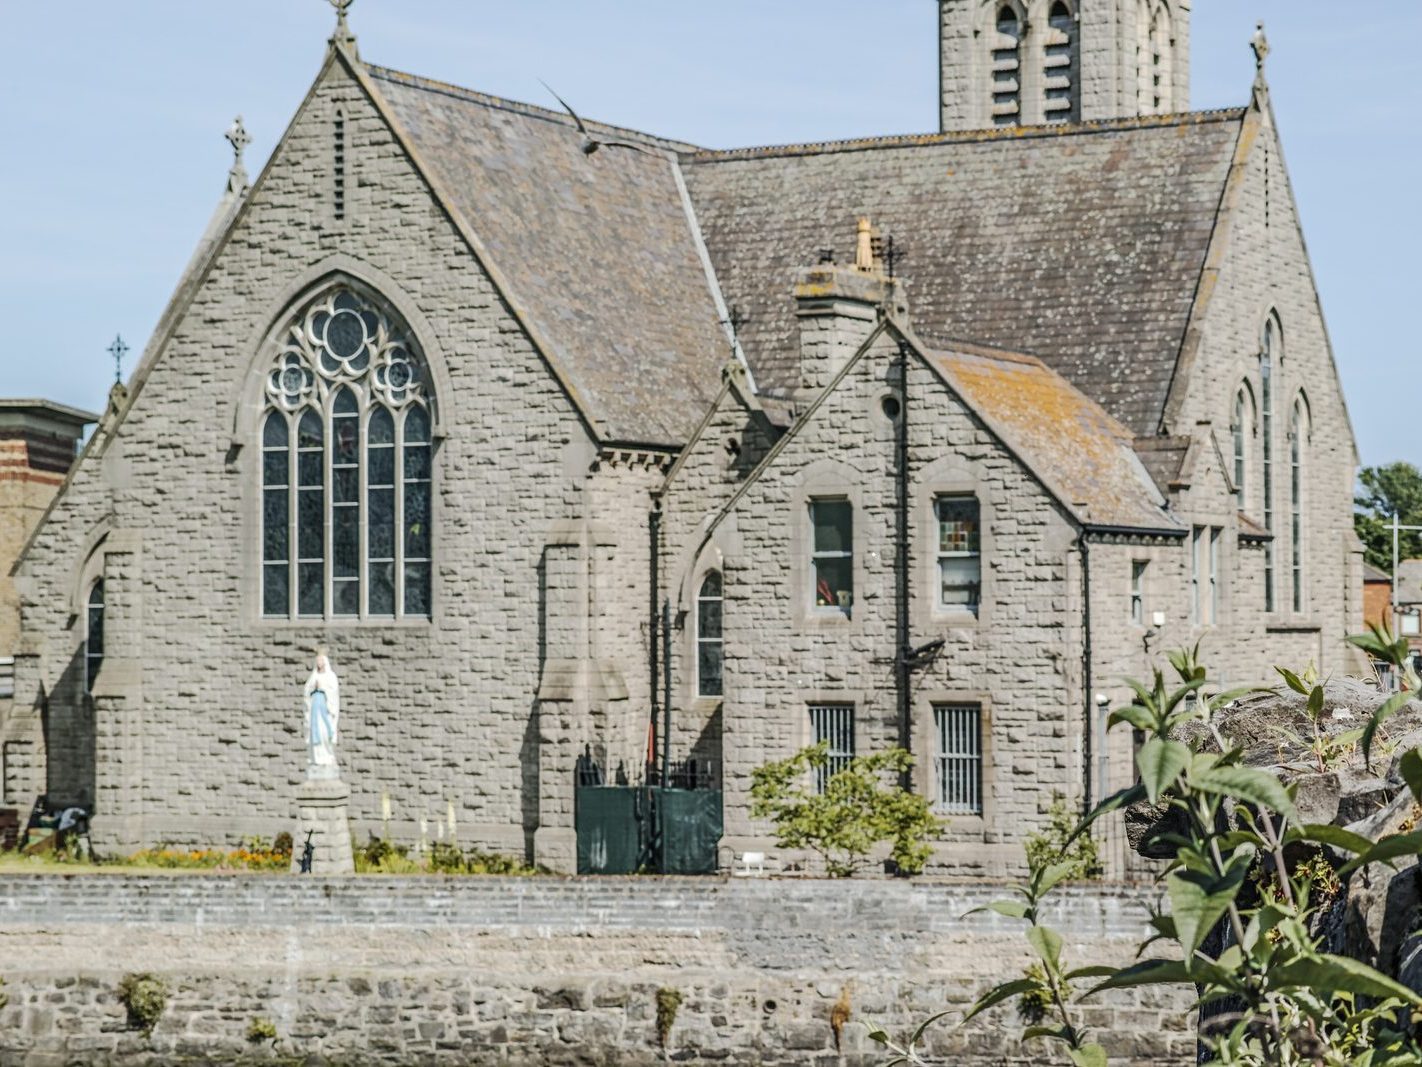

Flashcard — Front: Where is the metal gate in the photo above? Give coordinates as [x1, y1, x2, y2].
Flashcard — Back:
[574, 757, 723, 875]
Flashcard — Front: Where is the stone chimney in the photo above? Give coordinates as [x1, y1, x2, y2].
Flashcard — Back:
[794, 219, 904, 406]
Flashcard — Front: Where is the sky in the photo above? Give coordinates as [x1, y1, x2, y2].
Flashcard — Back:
[1, 2, 1417, 469]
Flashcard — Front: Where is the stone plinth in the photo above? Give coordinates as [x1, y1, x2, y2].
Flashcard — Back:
[291, 776, 354, 874]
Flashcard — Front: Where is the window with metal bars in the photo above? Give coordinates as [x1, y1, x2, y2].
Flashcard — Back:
[808, 704, 854, 794]
[934, 703, 983, 815]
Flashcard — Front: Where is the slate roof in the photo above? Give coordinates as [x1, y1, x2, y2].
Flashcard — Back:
[925, 343, 1178, 532]
[682, 112, 1246, 436]
[368, 66, 729, 447]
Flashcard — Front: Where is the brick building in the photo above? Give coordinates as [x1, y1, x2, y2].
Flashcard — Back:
[6, 2, 1364, 872]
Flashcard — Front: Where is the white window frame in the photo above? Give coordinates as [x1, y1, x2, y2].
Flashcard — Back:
[936, 494, 982, 616]
[809, 498, 854, 617]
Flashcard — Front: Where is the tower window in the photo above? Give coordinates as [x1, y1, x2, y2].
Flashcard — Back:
[333, 111, 346, 220]
[991, 6, 1022, 127]
[1043, 2, 1079, 123]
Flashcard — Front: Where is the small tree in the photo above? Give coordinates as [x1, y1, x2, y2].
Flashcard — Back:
[1024, 792, 1101, 882]
[750, 743, 943, 877]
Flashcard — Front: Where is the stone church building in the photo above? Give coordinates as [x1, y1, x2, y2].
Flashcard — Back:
[7, 1, 1363, 873]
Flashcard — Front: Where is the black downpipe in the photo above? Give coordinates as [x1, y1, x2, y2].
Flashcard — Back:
[894, 338, 912, 788]
[1079, 531, 1094, 813]
[661, 600, 673, 789]
[648, 507, 661, 779]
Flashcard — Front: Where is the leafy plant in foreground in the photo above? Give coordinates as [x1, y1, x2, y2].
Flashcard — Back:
[879, 637, 1422, 1065]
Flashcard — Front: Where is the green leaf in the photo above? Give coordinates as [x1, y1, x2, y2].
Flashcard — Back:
[1307, 684, 1326, 721]
[1340, 831, 1422, 876]
[1065, 965, 1118, 981]
[1290, 823, 1374, 856]
[1193, 766, 1297, 820]
[1276, 667, 1308, 694]
[971, 899, 1029, 920]
[1036, 861, 1079, 898]
[1270, 954, 1422, 1006]
[1363, 690, 1417, 770]
[1108, 704, 1154, 732]
[1168, 846, 1254, 957]
[960, 977, 1040, 1026]
[1069, 1044, 1109, 1067]
[1023, 1025, 1071, 1042]
[1027, 924, 1065, 971]
[1399, 749, 1422, 805]
[1085, 958, 1193, 996]
[1136, 738, 1190, 803]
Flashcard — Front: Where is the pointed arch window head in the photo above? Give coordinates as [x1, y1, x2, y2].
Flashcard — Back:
[260, 286, 435, 621]
[1043, 1, 1079, 124]
[696, 572, 724, 698]
[991, 4, 1023, 127]
[85, 580, 105, 694]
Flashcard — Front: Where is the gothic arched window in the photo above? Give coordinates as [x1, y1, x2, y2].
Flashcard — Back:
[992, 5, 1023, 126]
[696, 571, 724, 698]
[1043, 1, 1079, 123]
[1260, 314, 1280, 613]
[85, 580, 105, 693]
[261, 287, 435, 620]
[1290, 396, 1309, 614]
[1231, 386, 1253, 510]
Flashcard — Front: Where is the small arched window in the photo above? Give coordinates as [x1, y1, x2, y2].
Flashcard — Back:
[84, 581, 105, 694]
[1150, 4, 1174, 113]
[260, 287, 435, 620]
[1043, 1, 1079, 123]
[1290, 396, 1308, 613]
[1231, 386, 1252, 510]
[992, 5, 1023, 127]
[1260, 315, 1280, 612]
[696, 572, 724, 698]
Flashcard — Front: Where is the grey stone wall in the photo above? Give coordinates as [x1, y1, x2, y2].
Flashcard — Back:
[0, 875, 1193, 1066]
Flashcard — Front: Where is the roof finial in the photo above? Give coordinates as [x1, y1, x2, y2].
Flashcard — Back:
[225, 116, 251, 193]
[1251, 21, 1270, 74]
[328, 0, 357, 53]
[107, 334, 129, 386]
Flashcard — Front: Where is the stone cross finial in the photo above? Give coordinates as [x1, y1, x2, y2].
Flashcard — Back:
[328, 0, 357, 50]
[1251, 21, 1270, 72]
[225, 115, 251, 193]
[108, 334, 129, 386]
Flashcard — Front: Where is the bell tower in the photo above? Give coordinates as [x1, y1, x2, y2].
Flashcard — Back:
[938, 0, 1191, 132]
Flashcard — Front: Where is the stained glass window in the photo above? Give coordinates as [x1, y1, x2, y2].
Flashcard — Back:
[260, 287, 435, 620]
[697, 572, 724, 698]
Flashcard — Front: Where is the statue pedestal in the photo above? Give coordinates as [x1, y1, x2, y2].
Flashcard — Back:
[292, 776, 354, 874]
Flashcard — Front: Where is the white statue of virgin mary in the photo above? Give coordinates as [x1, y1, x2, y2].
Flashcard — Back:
[303, 651, 341, 779]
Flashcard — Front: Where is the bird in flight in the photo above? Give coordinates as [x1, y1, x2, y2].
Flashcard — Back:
[540, 81, 653, 157]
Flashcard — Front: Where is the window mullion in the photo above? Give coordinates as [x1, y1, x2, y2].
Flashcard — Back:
[288, 421, 298, 619]
[394, 409, 405, 621]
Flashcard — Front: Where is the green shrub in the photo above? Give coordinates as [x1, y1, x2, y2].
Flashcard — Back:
[246, 1017, 278, 1045]
[1024, 792, 1101, 882]
[117, 973, 167, 1035]
[750, 743, 943, 877]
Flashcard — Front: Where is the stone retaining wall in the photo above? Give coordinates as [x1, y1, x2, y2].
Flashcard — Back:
[0, 875, 1194, 1066]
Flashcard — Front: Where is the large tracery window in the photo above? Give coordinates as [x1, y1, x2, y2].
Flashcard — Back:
[260, 287, 434, 620]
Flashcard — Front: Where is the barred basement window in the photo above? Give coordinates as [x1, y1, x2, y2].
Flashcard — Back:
[260, 287, 435, 620]
[809, 704, 854, 795]
[934, 703, 983, 816]
[696, 572, 724, 698]
[85, 580, 105, 693]
[991, 5, 1023, 126]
